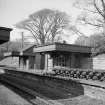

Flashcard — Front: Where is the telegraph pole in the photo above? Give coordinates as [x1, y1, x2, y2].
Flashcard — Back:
[21, 32, 24, 48]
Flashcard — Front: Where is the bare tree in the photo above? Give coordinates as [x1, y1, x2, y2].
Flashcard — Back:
[15, 9, 70, 45]
[74, 0, 105, 32]
[75, 32, 105, 55]
[75, 35, 89, 46]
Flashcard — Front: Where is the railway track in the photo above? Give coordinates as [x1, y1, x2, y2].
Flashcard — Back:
[5, 68, 105, 89]
[0, 77, 37, 105]
[0, 74, 64, 105]
[1, 68, 105, 105]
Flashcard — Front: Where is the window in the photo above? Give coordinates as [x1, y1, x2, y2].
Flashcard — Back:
[54, 54, 66, 67]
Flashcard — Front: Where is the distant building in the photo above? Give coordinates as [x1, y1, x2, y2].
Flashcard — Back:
[0, 27, 12, 44]
[0, 27, 12, 60]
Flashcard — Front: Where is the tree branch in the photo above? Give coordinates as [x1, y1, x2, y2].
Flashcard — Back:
[25, 25, 40, 44]
[84, 21, 103, 27]
[94, 0, 105, 19]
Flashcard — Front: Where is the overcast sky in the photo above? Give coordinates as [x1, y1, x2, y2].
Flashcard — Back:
[0, 0, 93, 43]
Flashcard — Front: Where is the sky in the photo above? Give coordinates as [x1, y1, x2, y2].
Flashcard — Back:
[0, 0, 93, 43]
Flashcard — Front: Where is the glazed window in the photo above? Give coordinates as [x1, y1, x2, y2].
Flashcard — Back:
[54, 54, 66, 67]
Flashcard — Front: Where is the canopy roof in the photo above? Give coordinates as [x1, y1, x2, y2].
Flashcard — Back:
[33, 43, 92, 53]
[4, 44, 36, 57]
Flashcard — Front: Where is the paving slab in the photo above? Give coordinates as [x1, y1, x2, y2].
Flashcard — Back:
[58, 95, 105, 105]
[0, 83, 32, 105]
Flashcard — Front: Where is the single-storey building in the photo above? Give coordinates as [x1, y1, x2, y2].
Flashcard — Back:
[4, 43, 92, 71]
[33, 43, 92, 71]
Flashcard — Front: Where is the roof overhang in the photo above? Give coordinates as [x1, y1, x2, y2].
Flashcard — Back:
[4, 51, 20, 57]
[0, 27, 12, 44]
[4, 51, 35, 57]
[33, 43, 92, 53]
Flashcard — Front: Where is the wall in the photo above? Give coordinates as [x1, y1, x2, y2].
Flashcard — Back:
[93, 54, 105, 70]
[80, 56, 93, 69]
[35, 53, 45, 70]
[29, 56, 35, 69]
[73, 53, 92, 69]
[34, 52, 92, 70]
[45, 52, 93, 70]
[19, 56, 27, 69]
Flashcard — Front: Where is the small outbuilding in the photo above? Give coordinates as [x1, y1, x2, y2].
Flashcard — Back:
[33, 43, 92, 71]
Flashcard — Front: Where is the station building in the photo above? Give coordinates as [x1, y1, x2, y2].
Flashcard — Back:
[33, 43, 92, 70]
[1, 27, 105, 71]
[4, 43, 92, 71]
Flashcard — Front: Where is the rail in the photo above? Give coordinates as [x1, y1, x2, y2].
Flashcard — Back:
[0, 73, 63, 105]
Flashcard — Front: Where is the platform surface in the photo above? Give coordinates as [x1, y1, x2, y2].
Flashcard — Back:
[0, 83, 32, 105]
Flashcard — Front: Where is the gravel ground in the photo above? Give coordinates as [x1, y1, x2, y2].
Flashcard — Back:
[0, 83, 32, 105]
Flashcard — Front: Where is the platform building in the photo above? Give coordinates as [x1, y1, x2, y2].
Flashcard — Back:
[33, 43, 92, 71]
[4, 44, 36, 69]
[4, 42, 92, 71]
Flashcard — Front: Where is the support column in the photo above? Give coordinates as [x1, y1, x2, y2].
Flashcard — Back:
[70, 53, 75, 68]
[45, 54, 48, 70]
[26, 58, 29, 70]
[19, 56, 24, 69]
[66, 54, 71, 68]
[44, 53, 53, 71]
[47, 54, 53, 71]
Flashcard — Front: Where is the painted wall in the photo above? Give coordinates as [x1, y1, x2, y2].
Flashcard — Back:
[93, 54, 105, 70]
[80, 56, 93, 69]
[34, 53, 45, 70]
[19, 56, 27, 69]
[29, 56, 35, 69]
[71, 53, 92, 69]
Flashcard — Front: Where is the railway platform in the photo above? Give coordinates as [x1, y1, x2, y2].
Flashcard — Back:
[1, 66, 105, 102]
[6, 67, 105, 88]
[0, 83, 32, 105]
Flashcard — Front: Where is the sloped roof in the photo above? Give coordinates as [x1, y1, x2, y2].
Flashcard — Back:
[0, 41, 35, 52]
[1, 42, 36, 56]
